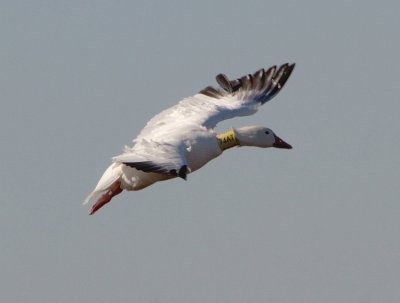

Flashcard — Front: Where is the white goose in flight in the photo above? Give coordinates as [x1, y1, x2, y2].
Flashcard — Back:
[84, 63, 295, 215]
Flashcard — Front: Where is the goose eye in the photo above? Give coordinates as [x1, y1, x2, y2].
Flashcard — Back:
[265, 131, 270, 135]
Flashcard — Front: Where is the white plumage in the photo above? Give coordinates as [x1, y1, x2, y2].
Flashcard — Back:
[84, 63, 295, 214]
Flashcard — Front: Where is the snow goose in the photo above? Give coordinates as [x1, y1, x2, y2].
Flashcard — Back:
[84, 63, 295, 215]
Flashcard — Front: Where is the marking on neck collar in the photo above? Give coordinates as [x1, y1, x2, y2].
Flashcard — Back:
[217, 129, 238, 151]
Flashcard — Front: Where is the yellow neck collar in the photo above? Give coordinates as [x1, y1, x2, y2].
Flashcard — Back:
[217, 129, 238, 151]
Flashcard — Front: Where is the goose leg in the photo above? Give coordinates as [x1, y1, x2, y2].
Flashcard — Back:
[90, 181, 122, 215]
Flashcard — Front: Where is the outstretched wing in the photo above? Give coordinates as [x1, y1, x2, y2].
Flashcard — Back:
[113, 139, 189, 179]
[137, 63, 295, 140]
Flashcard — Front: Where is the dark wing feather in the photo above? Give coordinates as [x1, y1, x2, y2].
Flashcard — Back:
[123, 161, 188, 179]
[132, 63, 295, 135]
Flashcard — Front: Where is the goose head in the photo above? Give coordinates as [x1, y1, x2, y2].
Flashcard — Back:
[234, 126, 292, 149]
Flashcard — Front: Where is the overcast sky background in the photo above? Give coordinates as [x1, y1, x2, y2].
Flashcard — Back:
[1, 1, 400, 302]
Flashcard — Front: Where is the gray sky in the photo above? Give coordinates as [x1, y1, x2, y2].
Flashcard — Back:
[1, 0, 400, 302]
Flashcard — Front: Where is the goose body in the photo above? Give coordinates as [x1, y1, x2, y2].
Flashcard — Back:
[84, 63, 295, 214]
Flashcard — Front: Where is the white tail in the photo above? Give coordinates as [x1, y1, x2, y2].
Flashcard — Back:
[83, 162, 123, 205]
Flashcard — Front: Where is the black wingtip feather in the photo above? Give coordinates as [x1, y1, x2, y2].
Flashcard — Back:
[199, 86, 224, 99]
[123, 161, 188, 179]
[123, 161, 169, 174]
[263, 63, 295, 102]
[216, 74, 233, 93]
[253, 68, 266, 91]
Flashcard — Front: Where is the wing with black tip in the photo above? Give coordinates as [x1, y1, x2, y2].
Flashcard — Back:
[136, 63, 295, 137]
[113, 140, 189, 179]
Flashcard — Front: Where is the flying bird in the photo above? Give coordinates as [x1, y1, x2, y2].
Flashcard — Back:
[84, 63, 295, 215]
